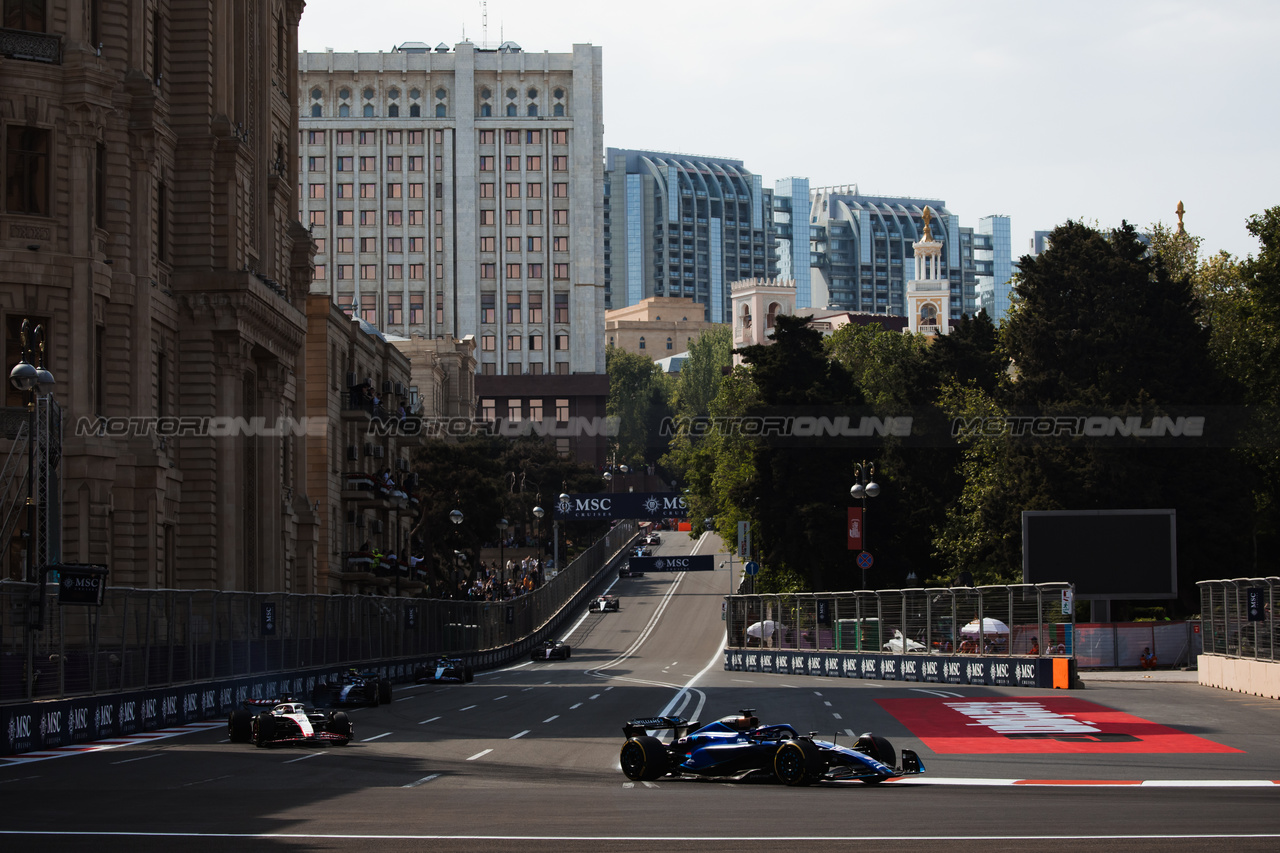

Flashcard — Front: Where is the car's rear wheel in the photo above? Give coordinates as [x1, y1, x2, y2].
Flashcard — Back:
[228, 710, 252, 743]
[253, 713, 275, 748]
[378, 679, 392, 705]
[774, 739, 824, 786]
[620, 736, 668, 781]
[463, 666, 474, 683]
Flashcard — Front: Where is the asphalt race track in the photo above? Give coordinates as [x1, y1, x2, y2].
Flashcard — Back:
[2, 531, 1279, 853]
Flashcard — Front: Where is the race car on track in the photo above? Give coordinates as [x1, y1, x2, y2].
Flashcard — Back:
[415, 656, 474, 684]
[228, 699, 352, 748]
[589, 594, 621, 612]
[634, 545, 653, 557]
[618, 563, 644, 578]
[642, 532, 662, 546]
[619, 709, 924, 786]
[311, 668, 393, 707]
[531, 639, 572, 660]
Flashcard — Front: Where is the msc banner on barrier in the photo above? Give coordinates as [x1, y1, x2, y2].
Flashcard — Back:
[554, 492, 688, 520]
[628, 555, 714, 572]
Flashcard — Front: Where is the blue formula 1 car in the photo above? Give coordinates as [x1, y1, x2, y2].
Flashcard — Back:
[619, 709, 924, 786]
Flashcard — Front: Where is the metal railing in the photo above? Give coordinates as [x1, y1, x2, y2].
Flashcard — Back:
[726, 584, 1076, 656]
[0, 520, 635, 703]
[1199, 577, 1280, 662]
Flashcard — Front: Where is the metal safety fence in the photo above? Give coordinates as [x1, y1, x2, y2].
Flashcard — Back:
[726, 583, 1076, 657]
[0, 521, 636, 704]
[1198, 577, 1280, 662]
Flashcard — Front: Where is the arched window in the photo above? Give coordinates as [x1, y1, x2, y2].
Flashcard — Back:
[409, 104, 420, 117]
[363, 104, 374, 117]
[435, 104, 446, 117]
[435, 88, 447, 100]
[553, 88, 564, 99]
[388, 87, 399, 100]
[388, 104, 399, 117]
[339, 87, 350, 99]
[506, 88, 517, 99]
[740, 304, 752, 330]
[480, 88, 492, 99]
[527, 104, 538, 116]
[506, 104, 517, 116]
[410, 88, 421, 99]
[553, 104, 564, 116]
[527, 88, 538, 99]
[362, 87, 374, 100]
[638, 337, 646, 350]
[920, 303, 938, 327]
[666, 337, 673, 350]
[339, 104, 350, 117]
[766, 302, 782, 329]
[310, 104, 322, 117]
[311, 87, 322, 100]
[480, 103, 491, 117]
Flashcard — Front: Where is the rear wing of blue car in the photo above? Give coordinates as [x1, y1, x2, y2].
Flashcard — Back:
[623, 715, 700, 739]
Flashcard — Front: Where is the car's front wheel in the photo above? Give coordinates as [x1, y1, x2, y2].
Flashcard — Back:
[620, 736, 669, 781]
[253, 713, 275, 748]
[329, 711, 352, 744]
[774, 739, 824, 786]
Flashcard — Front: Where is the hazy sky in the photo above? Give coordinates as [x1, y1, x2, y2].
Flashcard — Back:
[298, 0, 1278, 262]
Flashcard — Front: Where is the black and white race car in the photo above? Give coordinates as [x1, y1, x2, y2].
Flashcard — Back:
[618, 563, 644, 578]
[228, 698, 352, 748]
[415, 656, 474, 684]
[311, 668, 393, 707]
[643, 532, 662, 546]
[531, 639, 572, 661]
[589, 594, 621, 612]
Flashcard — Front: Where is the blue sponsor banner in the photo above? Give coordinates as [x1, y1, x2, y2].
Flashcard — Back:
[900, 657, 920, 682]
[722, 649, 1069, 690]
[554, 492, 688, 521]
[628, 555, 714, 572]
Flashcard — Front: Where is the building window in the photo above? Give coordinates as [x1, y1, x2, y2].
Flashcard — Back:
[480, 263, 495, 279]
[387, 183, 402, 198]
[481, 293, 495, 323]
[553, 104, 564, 116]
[363, 104, 375, 117]
[504, 130, 520, 144]
[6, 126, 50, 215]
[360, 264, 376, 280]
[360, 294, 376, 323]
[553, 263, 570, 281]
[388, 293, 403, 324]
[387, 155, 402, 171]
[553, 236, 568, 252]
[388, 104, 399, 117]
[529, 333, 543, 351]
[409, 294, 424, 324]
[667, 337, 674, 350]
[507, 335, 522, 352]
[309, 183, 324, 198]
[388, 210, 402, 226]
[360, 237, 376, 252]
[554, 292, 569, 323]
[481, 335, 495, 352]
[479, 130, 494, 144]
[527, 130, 541, 144]
[479, 182, 494, 198]
[529, 399, 543, 421]
[505, 263, 522, 279]
[556, 399, 569, 423]
[506, 236, 522, 252]
[527, 155, 541, 170]
[639, 337, 646, 350]
[552, 182, 567, 198]
[387, 130, 402, 144]
[435, 104, 446, 117]
[360, 183, 376, 198]
[528, 292, 543, 323]
[552, 155, 567, 171]
[308, 130, 324, 144]
[360, 210, 377, 225]
[527, 182, 542, 198]
[480, 236, 495, 252]
[480, 104, 491, 117]
[310, 104, 322, 117]
[553, 209, 569, 225]
[435, 264, 444, 279]
[528, 209, 542, 225]
[434, 182, 443, 198]
[505, 182, 520, 199]
[336, 237, 353, 253]
[313, 265, 326, 281]
[387, 263, 402, 278]
[552, 130, 568, 144]
[505, 209, 521, 226]
[409, 236, 423, 251]
[435, 292, 444, 323]
[527, 263, 543, 278]
[310, 210, 325, 226]
[336, 210, 353, 226]
[480, 156, 493, 171]
[336, 130, 354, 145]
[480, 209, 495, 225]
[506, 105, 517, 116]
[387, 237, 402, 253]
[339, 104, 350, 117]
[481, 399, 496, 421]
[505, 155, 520, 171]
[335, 183, 352, 198]
[409, 183, 423, 198]
[507, 293, 521, 323]
[408, 130, 423, 144]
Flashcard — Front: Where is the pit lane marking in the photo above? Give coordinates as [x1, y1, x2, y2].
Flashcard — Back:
[466, 749, 493, 761]
[418, 717, 441, 725]
[361, 732, 392, 742]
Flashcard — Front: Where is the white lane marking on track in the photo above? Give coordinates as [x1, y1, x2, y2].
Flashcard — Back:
[180, 775, 233, 787]
[622, 782, 634, 789]
[814, 692, 823, 697]
[731, 679, 755, 683]
[361, 732, 392, 742]
[570, 703, 582, 710]
[1, 722, 225, 767]
[459, 705, 477, 711]
[823, 701, 832, 707]
[284, 753, 324, 764]
[911, 688, 964, 698]
[493, 695, 508, 701]
[510, 730, 530, 739]
[845, 729, 857, 739]
[402, 774, 439, 788]
[642, 781, 660, 788]
[832, 713, 842, 720]
[605, 686, 614, 691]
[394, 696, 415, 702]
[543, 715, 559, 723]
[110, 754, 160, 765]
[418, 717, 441, 725]
[589, 694, 600, 700]
[466, 749, 493, 761]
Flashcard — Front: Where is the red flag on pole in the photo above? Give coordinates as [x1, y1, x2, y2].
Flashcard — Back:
[847, 507, 863, 550]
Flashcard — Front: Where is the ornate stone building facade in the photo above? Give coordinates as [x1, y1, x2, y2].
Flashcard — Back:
[1, 1, 320, 591]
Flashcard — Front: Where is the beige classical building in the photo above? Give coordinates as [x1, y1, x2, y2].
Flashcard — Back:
[604, 296, 719, 360]
[1, 1, 322, 591]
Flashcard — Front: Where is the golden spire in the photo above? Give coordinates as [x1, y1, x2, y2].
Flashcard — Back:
[921, 206, 934, 242]
[1176, 200, 1186, 234]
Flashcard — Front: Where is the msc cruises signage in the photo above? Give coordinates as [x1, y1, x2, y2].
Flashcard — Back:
[628, 555, 714, 572]
[553, 492, 688, 520]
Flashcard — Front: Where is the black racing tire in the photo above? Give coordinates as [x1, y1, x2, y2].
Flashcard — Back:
[253, 713, 275, 748]
[774, 739, 824, 786]
[855, 733, 896, 768]
[378, 679, 393, 705]
[329, 710, 352, 742]
[620, 735, 669, 781]
[463, 666, 474, 683]
[227, 710, 253, 743]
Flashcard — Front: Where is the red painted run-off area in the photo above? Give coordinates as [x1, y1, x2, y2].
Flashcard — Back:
[877, 697, 1243, 755]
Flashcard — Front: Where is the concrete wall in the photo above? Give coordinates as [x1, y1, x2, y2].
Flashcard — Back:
[1197, 654, 1280, 700]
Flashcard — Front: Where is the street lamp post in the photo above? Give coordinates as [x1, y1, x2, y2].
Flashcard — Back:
[449, 507, 464, 593]
[9, 320, 54, 586]
[850, 460, 880, 590]
[532, 503, 545, 562]
[496, 517, 509, 583]
[554, 490, 569, 572]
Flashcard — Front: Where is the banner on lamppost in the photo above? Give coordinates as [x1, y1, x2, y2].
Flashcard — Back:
[847, 508, 863, 550]
[553, 492, 688, 520]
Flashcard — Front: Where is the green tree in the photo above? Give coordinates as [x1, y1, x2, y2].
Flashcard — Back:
[606, 345, 673, 467]
[671, 325, 734, 417]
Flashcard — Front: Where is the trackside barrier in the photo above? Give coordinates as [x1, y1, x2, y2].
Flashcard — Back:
[0, 523, 637, 756]
[723, 584, 1077, 689]
[1197, 577, 1280, 699]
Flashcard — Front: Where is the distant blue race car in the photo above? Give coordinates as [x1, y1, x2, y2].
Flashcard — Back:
[619, 709, 924, 786]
